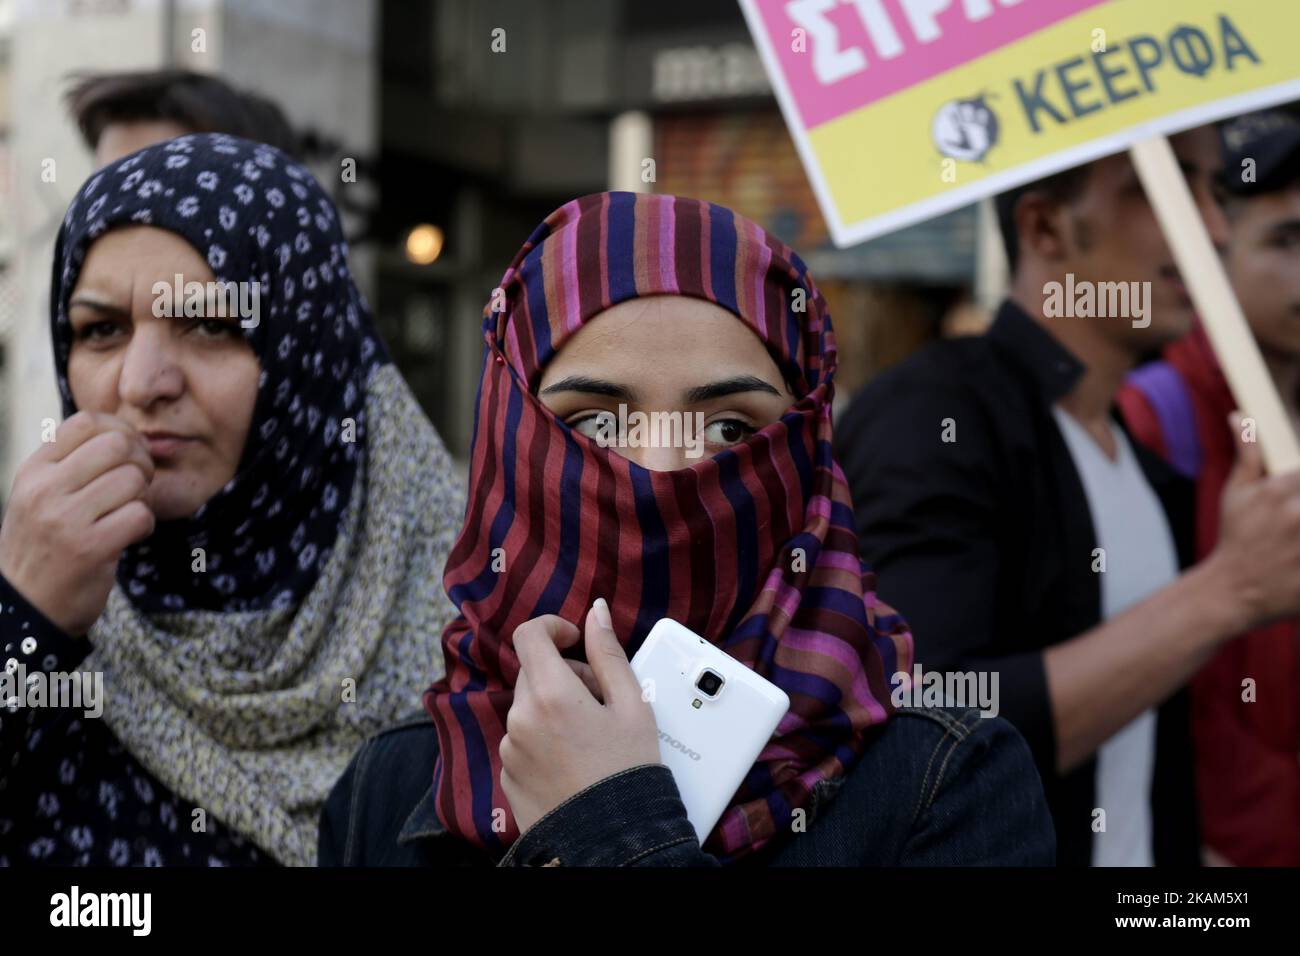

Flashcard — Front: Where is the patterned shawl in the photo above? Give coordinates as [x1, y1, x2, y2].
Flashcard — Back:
[425, 191, 913, 863]
[49, 135, 464, 865]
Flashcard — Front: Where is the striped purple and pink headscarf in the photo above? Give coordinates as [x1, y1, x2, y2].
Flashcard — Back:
[424, 192, 913, 862]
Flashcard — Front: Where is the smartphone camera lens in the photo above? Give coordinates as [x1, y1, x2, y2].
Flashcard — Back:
[696, 668, 724, 698]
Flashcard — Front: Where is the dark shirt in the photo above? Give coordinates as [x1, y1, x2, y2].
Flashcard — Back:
[834, 300, 1199, 867]
[0, 574, 273, 866]
[319, 705, 1056, 866]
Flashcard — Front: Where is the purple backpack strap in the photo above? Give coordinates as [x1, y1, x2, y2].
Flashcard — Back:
[1126, 361, 1202, 479]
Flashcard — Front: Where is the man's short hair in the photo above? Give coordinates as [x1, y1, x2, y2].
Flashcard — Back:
[65, 69, 300, 158]
[993, 165, 1091, 275]
[1218, 108, 1300, 201]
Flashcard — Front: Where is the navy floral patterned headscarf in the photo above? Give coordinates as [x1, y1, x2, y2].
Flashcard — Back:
[42, 134, 464, 865]
[50, 133, 387, 613]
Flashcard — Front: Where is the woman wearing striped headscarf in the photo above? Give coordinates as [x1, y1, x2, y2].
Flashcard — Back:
[320, 192, 1054, 866]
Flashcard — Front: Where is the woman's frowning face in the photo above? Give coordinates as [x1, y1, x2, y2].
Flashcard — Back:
[536, 295, 794, 471]
[66, 225, 261, 521]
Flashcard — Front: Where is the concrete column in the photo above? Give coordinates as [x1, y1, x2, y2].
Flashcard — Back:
[974, 196, 1008, 311]
[608, 110, 653, 194]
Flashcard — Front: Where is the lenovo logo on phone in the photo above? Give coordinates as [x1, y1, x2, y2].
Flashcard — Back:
[657, 730, 702, 761]
[630, 619, 790, 844]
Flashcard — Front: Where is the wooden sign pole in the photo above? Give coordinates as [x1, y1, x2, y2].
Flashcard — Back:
[1130, 134, 1300, 474]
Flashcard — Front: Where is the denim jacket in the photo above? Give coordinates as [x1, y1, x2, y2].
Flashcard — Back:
[318, 705, 1055, 866]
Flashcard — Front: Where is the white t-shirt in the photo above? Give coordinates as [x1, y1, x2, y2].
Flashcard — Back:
[1051, 405, 1180, 867]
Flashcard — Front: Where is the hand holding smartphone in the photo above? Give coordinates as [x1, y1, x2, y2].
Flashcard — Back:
[629, 618, 790, 844]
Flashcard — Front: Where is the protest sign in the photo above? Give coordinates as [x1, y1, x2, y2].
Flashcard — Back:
[741, 0, 1300, 244]
[742, 0, 1300, 470]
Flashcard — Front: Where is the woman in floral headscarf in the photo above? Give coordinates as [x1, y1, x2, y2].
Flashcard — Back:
[0, 134, 463, 866]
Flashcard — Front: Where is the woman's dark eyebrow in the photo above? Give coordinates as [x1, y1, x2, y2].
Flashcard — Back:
[1267, 218, 1300, 240]
[539, 375, 636, 401]
[684, 375, 782, 403]
[67, 297, 129, 319]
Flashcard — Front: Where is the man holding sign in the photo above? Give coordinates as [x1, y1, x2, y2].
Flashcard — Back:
[744, 0, 1300, 865]
[1119, 109, 1300, 866]
[836, 126, 1300, 866]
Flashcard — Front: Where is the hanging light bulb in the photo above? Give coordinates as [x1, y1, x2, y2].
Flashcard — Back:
[404, 224, 444, 265]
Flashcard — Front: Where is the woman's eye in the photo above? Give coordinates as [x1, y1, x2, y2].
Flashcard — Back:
[194, 318, 240, 338]
[74, 320, 124, 342]
[571, 411, 618, 440]
[703, 419, 756, 446]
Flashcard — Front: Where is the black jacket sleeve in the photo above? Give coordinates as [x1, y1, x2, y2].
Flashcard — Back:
[836, 378, 1057, 774]
[1, 572, 91, 786]
[317, 721, 720, 867]
[898, 711, 1056, 865]
[498, 764, 720, 867]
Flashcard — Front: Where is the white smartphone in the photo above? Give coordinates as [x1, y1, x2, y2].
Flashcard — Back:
[629, 618, 790, 844]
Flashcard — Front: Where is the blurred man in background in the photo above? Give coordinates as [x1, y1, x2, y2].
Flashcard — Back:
[65, 69, 299, 167]
[1119, 108, 1300, 866]
[836, 124, 1300, 866]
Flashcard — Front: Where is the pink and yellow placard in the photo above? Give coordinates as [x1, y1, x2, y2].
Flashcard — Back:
[739, 0, 1300, 245]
